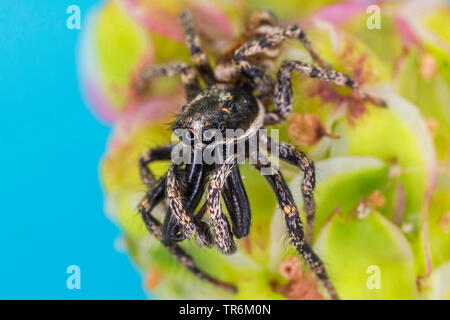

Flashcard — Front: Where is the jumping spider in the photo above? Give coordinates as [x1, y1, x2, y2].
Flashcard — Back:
[135, 10, 385, 300]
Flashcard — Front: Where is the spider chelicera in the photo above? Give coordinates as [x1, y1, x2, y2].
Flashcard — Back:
[135, 10, 385, 300]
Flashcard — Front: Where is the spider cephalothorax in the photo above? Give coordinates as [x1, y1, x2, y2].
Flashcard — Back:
[135, 10, 385, 300]
[174, 84, 260, 136]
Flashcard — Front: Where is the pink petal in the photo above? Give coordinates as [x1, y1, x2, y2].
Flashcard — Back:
[311, 0, 376, 25]
[395, 17, 421, 46]
[78, 4, 119, 124]
[122, 0, 184, 42]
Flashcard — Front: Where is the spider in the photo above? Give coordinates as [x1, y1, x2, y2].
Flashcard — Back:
[135, 10, 385, 300]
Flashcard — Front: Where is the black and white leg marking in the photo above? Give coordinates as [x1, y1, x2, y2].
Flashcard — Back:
[234, 24, 331, 69]
[137, 178, 236, 293]
[136, 62, 201, 101]
[139, 144, 175, 189]
[269, 139, 316, 243]
[163, 160, 213, 245]
[180, 11, 215, 86]
[232, 24, 329, 102]
[265, 60, 386, 125]
[166, 163, 211, 247]
[207, 164, 237, 254]
[139, 144, 189, 244]
[254, 159, 338, 300]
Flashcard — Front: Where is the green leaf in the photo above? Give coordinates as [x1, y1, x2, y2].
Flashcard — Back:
[396, 48, 450, 160]
[330, 95, 436, 234]
[314, 211, 418, 299]
[342, 15, 402, 72]
[429, 192, 450, 267]
[423, 8, 450, 84]
[428, 261, 450, 300]
[96, 1, 148, 109]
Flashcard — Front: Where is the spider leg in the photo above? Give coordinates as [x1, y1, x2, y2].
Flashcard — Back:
[138, 178, 237, 293]
[180, 11, 215, 86]
[214, 11, 280, 106]
[138, 177, 167, 238]
[139, 144, 176, 189]
[163, 161, 214, 245]
[215, 10, 278, 79]
[139, 145, 211, 245]
[207, 164, 237, 254]
[266, 60, 386, 125]
[167, 163, 211, 247]
[267, 138, 316, 243]
[234, 24, 330, 71]
[139, 145, 184, 242]
[240, 63, 275, 108]
[222, 165, 251, 238]
[134, 62, 201, 101]
[253, 158, 339, 300]
[226, 50, 275, 108]
[231, 23, 328, 104]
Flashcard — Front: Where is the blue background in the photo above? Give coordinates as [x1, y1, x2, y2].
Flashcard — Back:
[0, 1, 146, 299]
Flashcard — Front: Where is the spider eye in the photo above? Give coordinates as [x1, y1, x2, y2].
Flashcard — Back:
[202, 129, 216, 143]
[218, 124, 225, 132]
[223, 101, 234, 110]
[183, 130, 195, 142]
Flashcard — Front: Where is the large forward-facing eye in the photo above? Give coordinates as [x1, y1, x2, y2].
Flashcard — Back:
[184, 130, 196, 142]
[202, 129, 216, 143]
[217, 124, 227, 138]
[222, 101, 234, 113]
[175, 129, 195, 144]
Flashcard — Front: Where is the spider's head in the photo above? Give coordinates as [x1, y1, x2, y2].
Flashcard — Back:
[173, 84, 260, 145]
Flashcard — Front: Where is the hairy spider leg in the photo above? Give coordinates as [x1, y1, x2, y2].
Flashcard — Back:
[139, 144, 176, 189]
[135, 62, 201, 101]
[215, 10, 278, 73]
[234, 24, 331, 72]
[163, 158, 213, 246]
[237, 61, 276, 108]
[139, 145, 212, 245]
[265, 60, 386, 125]
[231, 24, 330, 105]
[207, 164, 237, 254]
[180, 11, 216, 86]
[222, 165, 251, 239]
[253, 158, 339, 300]
[167, 163, 213, 247]
[214, 11, 279, 106]
[138, 178, 237, 293]
[139, 144, 182, 241]
[267, 138, 316, 243]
